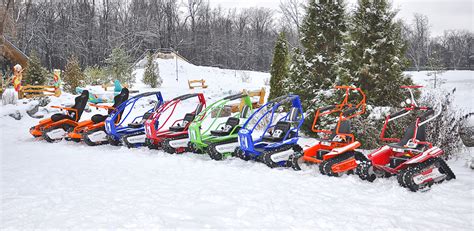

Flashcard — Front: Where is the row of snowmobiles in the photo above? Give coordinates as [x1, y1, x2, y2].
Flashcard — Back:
[29, 85, 456, 192]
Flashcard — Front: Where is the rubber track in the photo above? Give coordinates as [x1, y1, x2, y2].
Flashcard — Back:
[83, 128, 109, 146]
[208, 138, 239, 161]
[122, 132, 145, 148]
[402, 157, 455, 192]
[162, 134, 189, 154]
[319, 151, 355, 177]
[262, 145, 294, 168]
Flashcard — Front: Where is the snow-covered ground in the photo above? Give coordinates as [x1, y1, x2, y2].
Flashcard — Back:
[409, 70, 474, 112]
[0, 60, 472, 229]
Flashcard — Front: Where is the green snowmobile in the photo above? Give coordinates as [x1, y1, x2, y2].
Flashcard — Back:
[188, 92, 253, 160]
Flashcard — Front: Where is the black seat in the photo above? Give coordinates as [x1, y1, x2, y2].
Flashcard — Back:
[91, 88, 129, 124]
[263, 121, 292, 142]
[91, 114, 108, 123]
[328, 120, 352, 141]
[169, 113, 195, 132]
[211, 117, 240, 136]
[51, 114, 75, 122]
[388, 122, 426, 150]
[128, 111, 153, 128]
[50, 90, 89, 122]
[262, 107, 299, 142]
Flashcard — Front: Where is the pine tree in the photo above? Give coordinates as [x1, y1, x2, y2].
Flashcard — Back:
[84, 65, 109, 85]
[106, 48, 133, 86]
[23, 52, 47, 85]
[287, 0, 347, 134]
[268, 32, 290, 101]
[63, 55, 85, 93]
[142, 52, 162, 88]
[340, 0, 413, 107]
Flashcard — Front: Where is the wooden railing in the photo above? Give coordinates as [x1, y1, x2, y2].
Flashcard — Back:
[19, 85, 61, 99]
[188, 79, 208, 89]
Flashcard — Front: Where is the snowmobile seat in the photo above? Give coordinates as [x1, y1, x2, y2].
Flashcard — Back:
[211, 117, 240, 136]
[90, 88, 129, 124]
[169, 113, 195, 132]
[262, 107, 300, 142]
[111, 88, 129, 114]
[315, 119, 352, 143]
[50, 90, 89, 122]
[91, 114, 108, 124]
[388, 122, 426, 151]
[51, 114, 75, 122]
[128, 112, 154, 128]
[328, 120, 352, 141]
[263, 121, 292, 142]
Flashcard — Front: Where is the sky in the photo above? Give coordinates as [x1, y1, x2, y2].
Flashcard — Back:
[208, 0, 473, 36]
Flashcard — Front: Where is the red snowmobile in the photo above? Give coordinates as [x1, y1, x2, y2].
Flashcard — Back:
[141, 93, 206, 152]
[356, 86, 455, 192]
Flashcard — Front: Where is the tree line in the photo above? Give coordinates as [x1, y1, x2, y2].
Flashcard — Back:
[1, 0, 472, 73]
[2, 0, 280, 72]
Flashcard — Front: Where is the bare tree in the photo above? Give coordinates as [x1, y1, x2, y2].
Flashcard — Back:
[1, 0, 13, 36]
[404, 13, 430, 71]
[442, 30, 472, 69]
[279, 0, 304, 33]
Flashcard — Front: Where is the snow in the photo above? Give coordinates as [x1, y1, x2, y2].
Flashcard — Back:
[408, 70, 474, 112]
[0, 62, 473, 229]
[132, 58, 269, 99]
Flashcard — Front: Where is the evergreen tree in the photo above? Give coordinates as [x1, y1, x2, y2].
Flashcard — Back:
[63, 55, 85, 93]
[84, 65, 109, 85]
[268, 32, 290, 101]
[340, 0, 413, 107]
[142, 52, 162, 88]
[23, 52, 48, 85]
[106, 48, 133, 86]
[287, 0, 347, 135]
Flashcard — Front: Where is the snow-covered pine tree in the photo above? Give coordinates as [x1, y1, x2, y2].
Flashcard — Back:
[142, 52, 162, 88]
[287, 0, 347, 135]
[268, 31, 290, 101]
[106, 48, 134, 86]
[63, 55, 85, 93]
[340, 0, 412, 107]
[23, 52, 47, 85]
[287, 48, 307, 97]
[84, 65, 109, 85]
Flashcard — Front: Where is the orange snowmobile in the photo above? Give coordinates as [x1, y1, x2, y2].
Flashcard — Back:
[288, 86, 366, 176]
[66, 88, 129, 145]
[30, 90, 89, 142]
